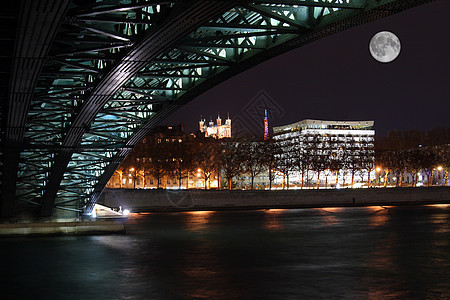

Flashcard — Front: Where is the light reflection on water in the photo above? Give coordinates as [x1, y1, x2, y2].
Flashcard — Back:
[316, 207, 343, 226]
[1, 205, 449, 299]
[263, 209, 286, 231]
[183, 211, 215, 232]
[367, 205, 392, 227]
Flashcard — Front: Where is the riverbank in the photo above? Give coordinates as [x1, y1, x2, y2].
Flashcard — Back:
[99, 186, 450, 212]
[0, 219, 126, 236]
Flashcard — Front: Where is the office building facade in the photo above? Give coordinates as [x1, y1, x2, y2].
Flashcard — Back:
[273, 119, 375, 188]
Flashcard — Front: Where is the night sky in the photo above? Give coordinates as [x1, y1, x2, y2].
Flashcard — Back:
[165, 0, 449, 137]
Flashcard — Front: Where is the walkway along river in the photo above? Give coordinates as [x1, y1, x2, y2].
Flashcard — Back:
[99, 186, 450, 212]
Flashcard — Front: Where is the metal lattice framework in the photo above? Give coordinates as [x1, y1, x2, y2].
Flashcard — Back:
[1, 0, 436, 218]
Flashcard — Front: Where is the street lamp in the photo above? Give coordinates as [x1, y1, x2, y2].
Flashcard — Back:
[324, 169, 332, 189]
[436, 166, 443, 186]
[376, 166, 382, 187]
[130, 167, 136, 188]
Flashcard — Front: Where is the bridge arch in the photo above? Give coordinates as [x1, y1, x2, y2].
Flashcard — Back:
[1, 0, 435, 218]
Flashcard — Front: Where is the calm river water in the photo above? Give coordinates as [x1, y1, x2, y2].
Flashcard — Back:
[1, 205, 449, 299]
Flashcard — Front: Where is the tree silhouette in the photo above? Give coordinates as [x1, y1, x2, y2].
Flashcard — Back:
[168, 140, 194, 188]
[242, 139, 266, 189]
[219, 140, 244, 189]
[193, 139, 220, 189]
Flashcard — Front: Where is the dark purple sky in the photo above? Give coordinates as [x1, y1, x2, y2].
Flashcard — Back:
[165, 0, 449, 137]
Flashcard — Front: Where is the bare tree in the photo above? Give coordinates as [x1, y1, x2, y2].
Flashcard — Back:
[168, 140, 194, 189]
[274, 140, 296, 189]
[219, 140, 244, 189]
[146, 142, 170, 189]
[294, 146, 308, 189]
[328, 157, 342, 188]
[420, 148, 439, 186]
[405, 148, 424, 187]
[259, 139, 276, 190]
[193, 139, 220, 189]
[308, 134, 327, 189]
[437, 145, 450, 186]
[242, 139, 266, 189]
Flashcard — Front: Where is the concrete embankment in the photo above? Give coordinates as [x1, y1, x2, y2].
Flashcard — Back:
[99, 187, 450, 212]
[0, 219, 126, 236]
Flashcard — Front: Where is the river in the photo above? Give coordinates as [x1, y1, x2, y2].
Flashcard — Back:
[1, 205, 449, 299]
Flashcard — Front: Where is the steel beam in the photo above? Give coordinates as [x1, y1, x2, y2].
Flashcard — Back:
[1, 0, 70, 218]
[40, 1, 235, 217]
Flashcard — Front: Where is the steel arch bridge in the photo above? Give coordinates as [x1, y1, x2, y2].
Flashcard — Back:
[0, 0, 435, 219]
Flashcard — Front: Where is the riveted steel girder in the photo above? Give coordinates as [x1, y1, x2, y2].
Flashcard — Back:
[1, 0, 71, 218]
[39, 1, 236, 217]
[1, 0, 437, 219]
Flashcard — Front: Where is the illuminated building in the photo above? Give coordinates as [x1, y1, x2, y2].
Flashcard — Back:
[199, 114, 231, 139]
[106, 124, 221, 190]
[273, 119, 375, 188]
[273, 119, 375, 139]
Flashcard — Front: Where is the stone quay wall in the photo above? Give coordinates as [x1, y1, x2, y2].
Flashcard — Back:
[99, 187, 450, 212]
[0, 220, 126, 236]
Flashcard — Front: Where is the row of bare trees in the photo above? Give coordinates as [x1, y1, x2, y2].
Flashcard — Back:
[375, 128, 450, 186]
[116, 134, 376, 190]
[114, 127, 449, 190]
[117, 137, 272, 189]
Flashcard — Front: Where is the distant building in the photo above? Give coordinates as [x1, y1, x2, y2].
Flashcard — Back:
[273, 119, 375, 188]
[106, 124, 221, 190]
[140, 124, 187, 144]
[199, 114, 231, 139]
[107, 124, 192, 189]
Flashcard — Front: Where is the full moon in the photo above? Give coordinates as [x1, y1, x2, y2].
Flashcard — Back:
[369, 31, 401, 63]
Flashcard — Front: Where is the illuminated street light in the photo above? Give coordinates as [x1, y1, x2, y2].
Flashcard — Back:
[376, 167, 382, 187]
[130, 167, 136, 188]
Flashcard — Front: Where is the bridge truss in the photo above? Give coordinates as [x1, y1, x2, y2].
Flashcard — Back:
[1, 0, 435, 218]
